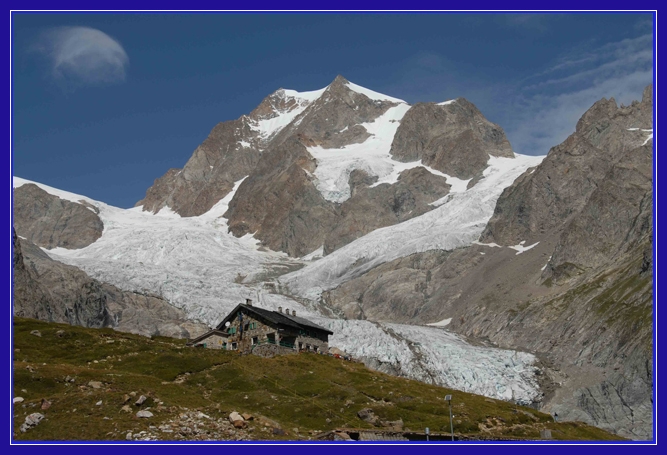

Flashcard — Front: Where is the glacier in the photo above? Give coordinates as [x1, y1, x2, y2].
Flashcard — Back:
[13, 169, 542, 404]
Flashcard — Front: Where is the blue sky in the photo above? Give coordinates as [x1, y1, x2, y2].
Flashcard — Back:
[12, 12, 654, 209]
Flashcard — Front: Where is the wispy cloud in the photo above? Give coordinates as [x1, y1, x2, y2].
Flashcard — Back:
[507, 33, 653, 154]
[388, 32, 653, 156]
[31, 26, 129, 87]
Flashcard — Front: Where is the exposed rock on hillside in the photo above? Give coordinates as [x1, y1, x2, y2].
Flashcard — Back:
[389, 99, 514, 179]
[13, 184, 103, 249]
[12, 227, 206, 338]
[481, 85, 653, 247]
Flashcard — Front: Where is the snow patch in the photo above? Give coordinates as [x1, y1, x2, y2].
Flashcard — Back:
[427, 318, 452, 327]
[283, 87, 327, 102]
[344, 81, 406, 104]
[308, 103, 473, 203]
[13, 176, 98, 208]
[198, 176, 248, 227]
[438, 100, 456, 106]
[308, 103, 412, 202]
[473, 241, 502, 248]
[248, 87, 326, 141]
[509, 241, 540, 255]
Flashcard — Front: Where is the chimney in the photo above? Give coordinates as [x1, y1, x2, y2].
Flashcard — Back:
[278, 306, 282, 313]
[292, 310, 296, 316]
[246, 298, 252, 306]
[285, 308, 289, 316]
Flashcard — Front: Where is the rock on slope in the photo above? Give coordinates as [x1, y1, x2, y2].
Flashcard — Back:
[139, 75, 514, 257]
[309, 86, 653, 440]
[13, 183, 104, 249]
[13, 228, 205, 338]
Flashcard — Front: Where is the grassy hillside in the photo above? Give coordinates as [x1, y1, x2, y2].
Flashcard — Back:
[12, 318, 626, 442]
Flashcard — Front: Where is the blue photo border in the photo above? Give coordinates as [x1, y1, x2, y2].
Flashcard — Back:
[3, 4, 659, 451]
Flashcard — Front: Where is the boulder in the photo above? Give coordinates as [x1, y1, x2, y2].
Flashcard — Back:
[13, 397, 24, 404]
[135, 395, 147, 406]
[228, 412, 244, 424]
[30, 330, 41, 337]
[40, 399, 51, 410]
[88, 381, 103, 389]
[136, 410, 153, 418]
[334, 431, 353, 441]
[20, 413, 44, 433]
[233, 420, 246, 429]
[357, 408, 380, 426]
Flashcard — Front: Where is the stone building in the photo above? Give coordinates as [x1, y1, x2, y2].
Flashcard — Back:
[187, 299, 333, 355]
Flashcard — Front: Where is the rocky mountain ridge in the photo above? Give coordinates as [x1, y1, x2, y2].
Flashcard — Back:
[138, 75, 514, 257]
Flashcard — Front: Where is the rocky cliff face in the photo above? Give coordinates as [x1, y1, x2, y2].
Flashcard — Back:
[481, 85, 653, 247]
[318, 86, 654, 440]
[139, 75, 512, 257]
[13, 227, 206, 338]
[389, 99, 514, 179]
[13, 184, 104, 249]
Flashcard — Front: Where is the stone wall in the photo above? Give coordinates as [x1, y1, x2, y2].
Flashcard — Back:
[295, 333, 329, 353]
[195, 332, 227, 349]
[224, 309, 285, 353]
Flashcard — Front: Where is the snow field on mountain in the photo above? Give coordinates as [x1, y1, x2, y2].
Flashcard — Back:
[308, 103, 470, 203]
[248, 87, 326, 141]
[281, 153, 545, 300]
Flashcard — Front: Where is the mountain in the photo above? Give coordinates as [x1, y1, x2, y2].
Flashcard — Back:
[12, 78, 653, 440]
[138, 75, 513, 257]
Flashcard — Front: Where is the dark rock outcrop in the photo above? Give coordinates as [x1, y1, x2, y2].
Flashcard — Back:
[389, 99, 514, 179]
[13, 184, 103, 249]
[481, 85, 653, 246]
[226, 137, 337, 257]
[136, 116, 262, 216]
[324, 167, 450, 254]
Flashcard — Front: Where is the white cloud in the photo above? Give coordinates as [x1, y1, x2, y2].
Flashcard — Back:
[32, 26, 129, 86]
